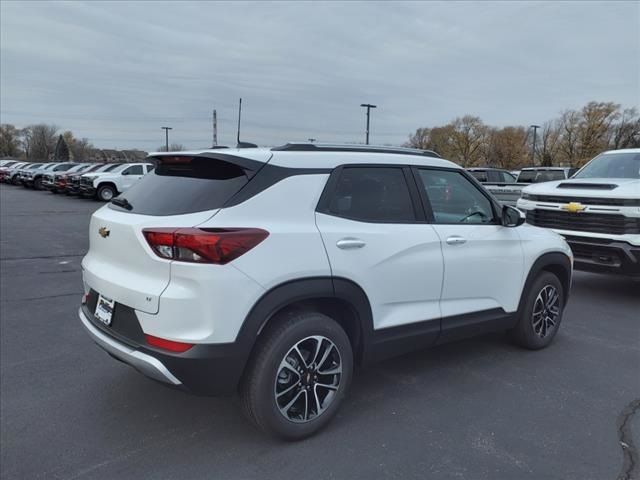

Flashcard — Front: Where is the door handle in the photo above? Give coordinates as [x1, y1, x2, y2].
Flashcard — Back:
[336, 238, 366, 250]
[446, 236, 467, 245]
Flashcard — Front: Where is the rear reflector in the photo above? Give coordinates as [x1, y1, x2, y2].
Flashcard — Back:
[142, 227, 268, 264]
[145, 334, 194, 353]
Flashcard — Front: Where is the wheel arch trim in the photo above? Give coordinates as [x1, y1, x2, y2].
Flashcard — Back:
[519, 251, 572, 314]
[235, 276, 374, 365]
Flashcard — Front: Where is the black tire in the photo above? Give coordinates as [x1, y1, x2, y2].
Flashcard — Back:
[510, 271, 565, 350]
[33, 177, 42, 190]
[97, 184, 116, 202]
[240, 311, 353, 440]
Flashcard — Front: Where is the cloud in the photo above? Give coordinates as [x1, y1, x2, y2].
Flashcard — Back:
[1, 0, 638, 150]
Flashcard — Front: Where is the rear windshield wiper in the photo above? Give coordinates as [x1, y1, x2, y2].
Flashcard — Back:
[111, 197, 133, 211]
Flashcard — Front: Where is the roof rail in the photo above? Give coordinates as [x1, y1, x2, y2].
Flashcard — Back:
[271, 143, 441, 158]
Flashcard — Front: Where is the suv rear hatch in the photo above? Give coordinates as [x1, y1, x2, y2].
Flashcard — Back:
[82, 151, 272, 314]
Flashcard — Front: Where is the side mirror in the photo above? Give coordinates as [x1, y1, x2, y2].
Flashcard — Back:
[502, 205, 525, 227]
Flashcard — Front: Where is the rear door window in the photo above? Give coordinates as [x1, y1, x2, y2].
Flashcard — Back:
[110, 155, 251, 216]
[324, 167, 416, 223]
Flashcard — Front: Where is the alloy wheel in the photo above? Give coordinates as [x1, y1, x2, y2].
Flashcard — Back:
[532, 285, 561, 338]
[274, 335, 342, 423]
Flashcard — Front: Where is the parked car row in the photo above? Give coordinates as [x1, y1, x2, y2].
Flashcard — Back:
[0, 160, 154, 201]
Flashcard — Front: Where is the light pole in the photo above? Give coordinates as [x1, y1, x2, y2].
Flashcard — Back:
[360, 103, 377, 145]
[530, 124, 540, 164]
[161, 126, 172, 151]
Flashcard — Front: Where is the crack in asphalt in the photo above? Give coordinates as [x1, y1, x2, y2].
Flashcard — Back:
[617, 398, 640, 480]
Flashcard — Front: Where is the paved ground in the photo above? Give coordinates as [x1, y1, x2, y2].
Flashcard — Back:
[1, 183, 639, 480]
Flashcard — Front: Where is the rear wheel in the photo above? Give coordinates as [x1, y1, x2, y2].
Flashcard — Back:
[97, 184, 116, 201]
[510, 271, 564, 349]
[240, 311, 353, 440]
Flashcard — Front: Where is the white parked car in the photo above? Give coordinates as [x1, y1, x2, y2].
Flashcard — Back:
[80, 144, 573, 439]
[518, 148, 640, 277]
[78, 162, 154, 201]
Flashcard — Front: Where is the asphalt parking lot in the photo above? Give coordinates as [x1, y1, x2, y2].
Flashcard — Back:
[0, 183, 638, 480]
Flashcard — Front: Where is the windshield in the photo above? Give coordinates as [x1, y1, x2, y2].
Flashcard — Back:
[574, 152, 640, 179]
[103, 163, 123, 172]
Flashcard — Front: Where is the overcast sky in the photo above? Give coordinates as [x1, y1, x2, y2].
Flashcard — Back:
[1, 1, 638, 151]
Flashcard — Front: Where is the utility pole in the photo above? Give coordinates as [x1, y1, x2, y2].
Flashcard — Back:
[212, 110, 218, 147]
[161, 126, 172, 152]
[530, 124, 540, 164]
[360, 103, 377, 145]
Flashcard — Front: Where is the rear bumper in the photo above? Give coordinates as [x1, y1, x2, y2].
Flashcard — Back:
[563, 236, 640, 277]
[79, 308, 181, 385]
[79, 301, 247, 396]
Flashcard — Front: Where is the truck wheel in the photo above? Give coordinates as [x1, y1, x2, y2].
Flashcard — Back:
[97, 185, 116, 201]
[509, 272, 565, 350]
[33, 177, 42, 190]
[240, 311, 353, 440]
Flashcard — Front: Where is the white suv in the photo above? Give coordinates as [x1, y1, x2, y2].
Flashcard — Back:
[79, 144, 573, 439]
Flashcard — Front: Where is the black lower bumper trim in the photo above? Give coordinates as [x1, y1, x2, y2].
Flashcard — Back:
[81, 295, 247, 396]
[563, 236, 640, 277]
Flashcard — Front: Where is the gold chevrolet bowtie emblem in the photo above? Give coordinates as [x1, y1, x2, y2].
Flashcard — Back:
[98, 227, 110, 238]
[562, 202, 586, 213]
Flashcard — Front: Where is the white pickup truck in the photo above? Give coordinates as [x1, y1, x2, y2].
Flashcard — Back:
[517, 148, 640, 277]
[79, 162, 154, 201]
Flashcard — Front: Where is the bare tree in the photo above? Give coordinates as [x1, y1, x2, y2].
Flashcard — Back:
[577, 101, 620, 161]
[485, 126, 528, 169]
[0, 124, 23, 157]
[23, 124, 58, 161]
[62, 130, 94, 161]
[539, 120, 561, 167]
[610, 107, 640, 149]
[449, 116, 488, 166]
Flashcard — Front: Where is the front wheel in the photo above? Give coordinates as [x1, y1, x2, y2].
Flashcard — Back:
[240, 311, 353, 440]
[509, 271, 565, 350]
[96, 184, 116, 201]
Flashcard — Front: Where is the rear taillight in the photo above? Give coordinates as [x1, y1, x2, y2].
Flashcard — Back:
[142, 228, 268, 264]
[145, 334, 194, 353]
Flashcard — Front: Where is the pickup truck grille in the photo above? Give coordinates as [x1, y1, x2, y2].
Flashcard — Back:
[527, 194, 640, 207]
[43, 174, 54, 183]
[80, 177, 93, 186]
[526, 209, 640, 235]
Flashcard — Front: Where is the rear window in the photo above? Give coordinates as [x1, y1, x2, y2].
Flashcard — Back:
[110, 156, 250, 216]
[469, 170, 488, 182]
